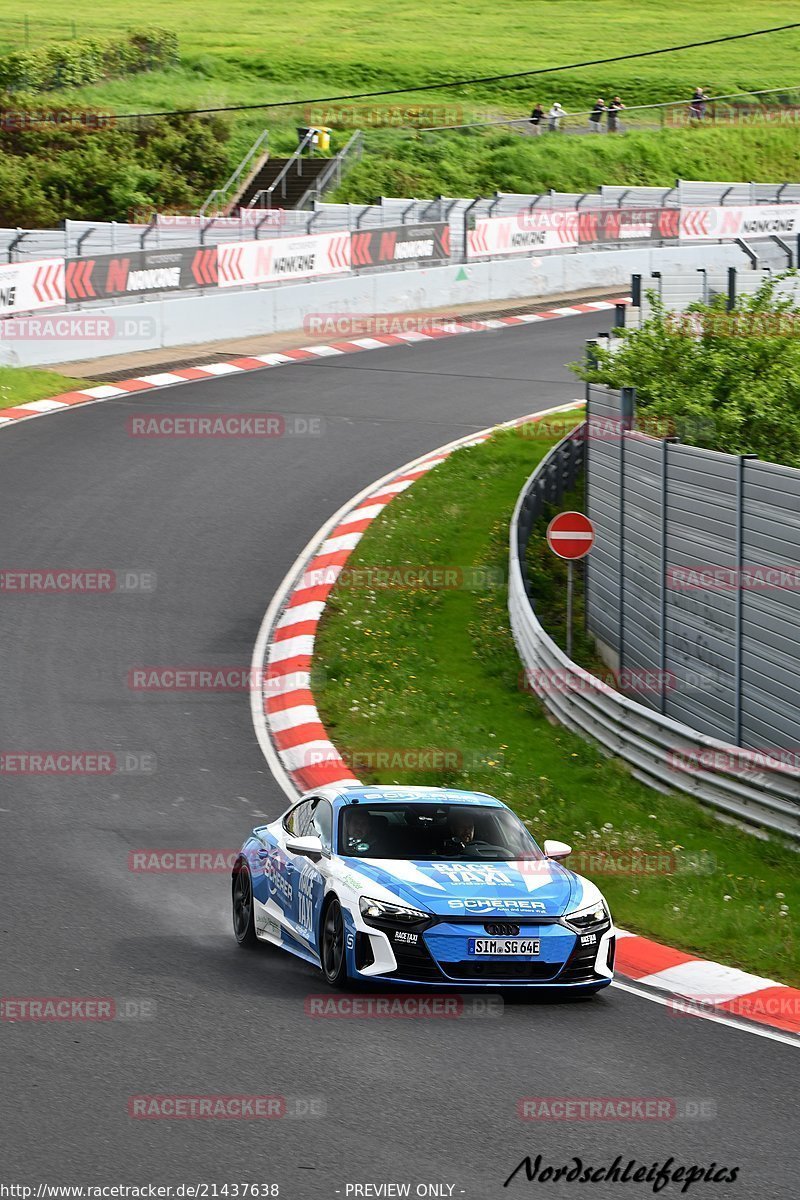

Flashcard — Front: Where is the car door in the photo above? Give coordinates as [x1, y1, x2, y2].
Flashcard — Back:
[282, 797, 331, 955]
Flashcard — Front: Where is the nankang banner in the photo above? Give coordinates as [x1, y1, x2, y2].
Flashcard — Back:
[0, 258, 65, 316]
[217, 233, 351, 287]
[467, 212, 579, 257]
[578, 208, 680, 243]
[350, 223, 450, 267]
[65, 247, 214, 301]
[679, 204, 800, 240]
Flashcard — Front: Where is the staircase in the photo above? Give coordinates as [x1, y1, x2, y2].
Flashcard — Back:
[236, 157, 329, 211]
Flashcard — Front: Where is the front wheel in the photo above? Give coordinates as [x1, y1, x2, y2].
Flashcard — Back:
[232, 859, 258, 947]
[321, 898, 348, 988]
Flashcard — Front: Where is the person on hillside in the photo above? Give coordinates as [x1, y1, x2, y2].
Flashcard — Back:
[689, 87, 709, 121]
[547, 102, 565, 132]
[589, 98, 606, 132]
[607, 96, 625, 133]
[529, 102, 545, 135]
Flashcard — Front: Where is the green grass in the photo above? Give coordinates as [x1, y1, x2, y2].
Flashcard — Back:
[3, 2, 800, 103]
[4, 2, 800, 211]
[314, 419, 800, 986]
[0, 366, 98, 409]
[333, 124, 800, 202]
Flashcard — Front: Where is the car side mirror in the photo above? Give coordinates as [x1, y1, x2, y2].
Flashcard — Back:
[543, 839, 572, 860]
[285, 834, 324, 860]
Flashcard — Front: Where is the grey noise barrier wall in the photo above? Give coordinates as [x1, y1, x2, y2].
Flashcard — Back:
[1, 243, 750, 368]
[510, 429, 800, 840]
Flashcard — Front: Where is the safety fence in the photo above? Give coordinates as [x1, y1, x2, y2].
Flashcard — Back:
[3, 178, 800, 320]
[0, 223, 450, 317]
[509, 429, 800, 840]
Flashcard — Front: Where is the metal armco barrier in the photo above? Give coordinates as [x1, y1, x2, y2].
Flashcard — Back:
[509, 429, 800, 840]
[349, 222, 449, 267]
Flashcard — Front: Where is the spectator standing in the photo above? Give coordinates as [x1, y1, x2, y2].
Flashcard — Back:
[529, 102, 545, 135]
[689, 86, 709, 121]
[548, 102, 565, 132]
[589, 97, 606, 132]
[607, 96, 625, 132]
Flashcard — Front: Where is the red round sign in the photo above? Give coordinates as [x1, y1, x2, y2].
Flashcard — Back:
[546, 511, 595, 560]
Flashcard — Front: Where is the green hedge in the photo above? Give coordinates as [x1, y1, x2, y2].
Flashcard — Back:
[0, 28, 178, 94]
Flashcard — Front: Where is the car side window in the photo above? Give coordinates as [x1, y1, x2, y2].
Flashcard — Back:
[283, 800, 313, 836]
[312, 799, 333, 851]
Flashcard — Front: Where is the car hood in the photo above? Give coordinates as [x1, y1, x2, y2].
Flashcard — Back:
[344, 856, 579, 917]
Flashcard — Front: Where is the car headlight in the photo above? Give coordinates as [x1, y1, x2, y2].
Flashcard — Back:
[565, 900, 610, 933]
[359, 896, 430, 927]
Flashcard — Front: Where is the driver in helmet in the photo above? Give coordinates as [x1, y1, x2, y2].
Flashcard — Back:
[343, 809, 380, 855]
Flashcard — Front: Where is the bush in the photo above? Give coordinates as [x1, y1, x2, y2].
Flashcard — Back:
[0, 29, 178, 94]
[573, 279, 800, 467]
[0, 108, 230, 225]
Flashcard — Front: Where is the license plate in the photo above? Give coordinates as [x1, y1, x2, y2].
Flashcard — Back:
[468, 938, 540, 956]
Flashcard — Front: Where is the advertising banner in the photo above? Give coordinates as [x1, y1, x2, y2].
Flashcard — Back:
[0, 258, 65, 316]
[679, 204, 800, 241]
[350, 223, 450, 267]
[65, 247, 216, 301]
[467, 212, 579, 258]
[217, 232, 351, 287]
[578, 208, 680, 244]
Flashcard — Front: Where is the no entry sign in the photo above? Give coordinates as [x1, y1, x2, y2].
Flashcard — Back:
[546, 511, 595, 560]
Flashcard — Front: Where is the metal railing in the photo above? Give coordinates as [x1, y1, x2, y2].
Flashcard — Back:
[199, 130, 269, 216]
[247, 129, 318, 209]
[5, 177, 800, 263]
[509, 429, 800, 840]
[296, 131, 365, 209]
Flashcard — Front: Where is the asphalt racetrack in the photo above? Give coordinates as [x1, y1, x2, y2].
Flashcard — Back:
[0, 314, 795, 1198]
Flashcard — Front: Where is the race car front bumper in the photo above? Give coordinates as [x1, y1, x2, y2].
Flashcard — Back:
[351, 916, 615, 987]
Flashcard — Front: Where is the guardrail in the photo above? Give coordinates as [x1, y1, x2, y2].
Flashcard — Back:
[199, 130, 269, 217]
[508, 428, 800, 840]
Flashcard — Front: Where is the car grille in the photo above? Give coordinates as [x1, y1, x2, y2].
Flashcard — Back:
[439, 961, 563, 982]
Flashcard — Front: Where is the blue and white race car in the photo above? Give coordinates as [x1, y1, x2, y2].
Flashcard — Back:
[232, 784, 615, 991]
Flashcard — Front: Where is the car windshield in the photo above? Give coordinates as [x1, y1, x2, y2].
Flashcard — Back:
[338, 803, 543, 861]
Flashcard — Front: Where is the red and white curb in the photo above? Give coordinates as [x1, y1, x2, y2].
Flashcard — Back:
[250, 402, 800, 1042]
[0, 298, 627, 431]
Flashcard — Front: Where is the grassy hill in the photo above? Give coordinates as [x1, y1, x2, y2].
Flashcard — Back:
[2, 2, 800, 213]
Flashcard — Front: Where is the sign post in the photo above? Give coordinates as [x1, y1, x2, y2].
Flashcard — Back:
[546, 511, 596, 658]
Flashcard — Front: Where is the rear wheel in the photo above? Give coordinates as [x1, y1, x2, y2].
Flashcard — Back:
[232, 859, 258, 947]
[321, 898, 348, 988]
